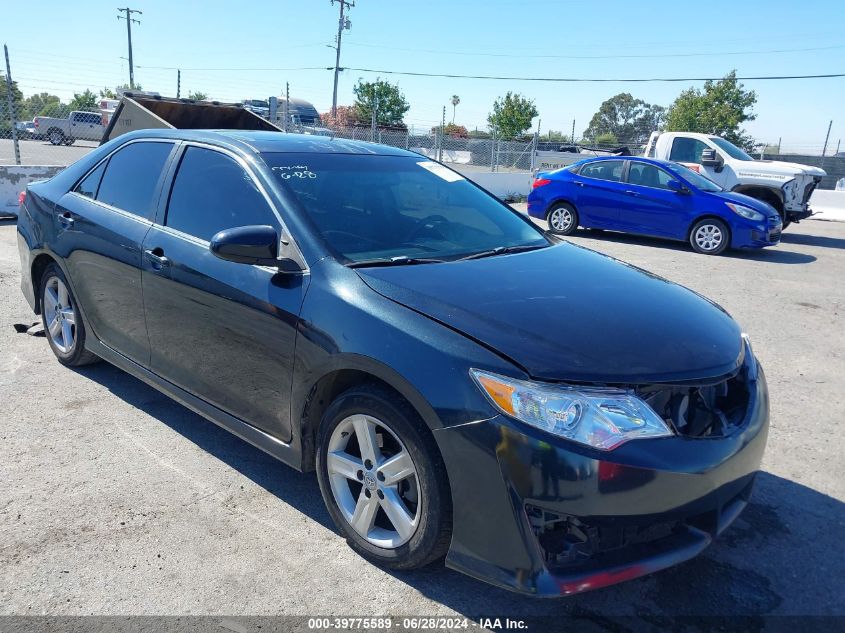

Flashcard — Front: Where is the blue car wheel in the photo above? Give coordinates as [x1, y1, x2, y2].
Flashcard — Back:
[689, 218, 730, 255]
[548, 203, 579, 235]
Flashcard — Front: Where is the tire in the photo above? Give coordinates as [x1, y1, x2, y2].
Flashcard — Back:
[547, 202, 579, 235]
[63, 137, 76, 146]
[316, 384, 452, 570]
[689, 218, 730, 255]
[47, 129, 65, 146]
[39, 263, 100, 367]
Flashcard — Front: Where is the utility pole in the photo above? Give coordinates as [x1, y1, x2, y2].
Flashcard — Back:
[176, 69, 181, 98]
[330, 0, 354, 118]
[4, 45, 20, 165]
[571, 119, 576, 144]
[777, 137, 781, 155]
[821, 119, 833, 157]
[284, 82, 290, 133]
[117, 7, 142, 89]
[836, 139, 841, 156]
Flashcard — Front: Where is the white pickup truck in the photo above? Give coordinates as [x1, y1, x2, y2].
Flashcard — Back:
[33, 111, 106, 146]
[645, 131, 826, 227]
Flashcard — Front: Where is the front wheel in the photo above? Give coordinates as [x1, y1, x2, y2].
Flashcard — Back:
[547, 203, 579, 235]
[689, 218, 730, 255]
[316, 385, 452, 570]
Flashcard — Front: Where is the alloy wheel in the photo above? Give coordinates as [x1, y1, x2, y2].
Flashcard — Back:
[550, 208, 573, 232]
[326, 414, 421, 548]
[43, 276, 76, 354]
[694, 224, 723, 252]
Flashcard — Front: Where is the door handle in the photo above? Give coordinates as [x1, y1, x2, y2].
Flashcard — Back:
[624, 190, 640, 196]
[144, 248, 170, 269]
[574, 181, 585, 187]
[58, 211, 74, 227]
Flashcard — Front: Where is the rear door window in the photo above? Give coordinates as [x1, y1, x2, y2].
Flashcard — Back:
[165, 146, 276, 241]
[95, 141, 174, 219]
[579, 160, 624, 182]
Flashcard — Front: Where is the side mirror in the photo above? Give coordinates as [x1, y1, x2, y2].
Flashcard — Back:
[666, 179, 689, 194]
[210, 225, 301, 271]
[700, 149, 723, 167]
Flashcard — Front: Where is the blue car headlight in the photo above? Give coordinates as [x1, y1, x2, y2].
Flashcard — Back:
[726, 202, 765, 222]
[471, 369, 673, 450]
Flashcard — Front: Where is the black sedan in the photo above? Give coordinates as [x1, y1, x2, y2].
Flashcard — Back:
[16, 130, 769, 596]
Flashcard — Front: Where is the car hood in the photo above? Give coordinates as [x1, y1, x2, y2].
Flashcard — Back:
[734, 160, 826, 179]
[356, 243, 743, 384]
[710, 190, 781, 218]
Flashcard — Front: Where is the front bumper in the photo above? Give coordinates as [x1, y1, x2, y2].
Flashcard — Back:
[433, 367, 769, 596]
[734, 219, 781, 249]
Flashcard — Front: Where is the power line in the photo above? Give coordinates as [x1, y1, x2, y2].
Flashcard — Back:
[342, 68, 845, 83]
[344, 41, 845, 60]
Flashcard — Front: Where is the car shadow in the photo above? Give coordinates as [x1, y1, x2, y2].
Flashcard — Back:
[780, 230, 845, 250]
[570, 230, 817, 264]
[72, 362, 844, 625]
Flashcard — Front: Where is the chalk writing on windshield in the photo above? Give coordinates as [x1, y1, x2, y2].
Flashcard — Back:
[272, 165, 317, 180]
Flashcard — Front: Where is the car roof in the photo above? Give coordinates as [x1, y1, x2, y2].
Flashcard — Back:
[579, 155, 682, 170]
[109, 128, 417, 157]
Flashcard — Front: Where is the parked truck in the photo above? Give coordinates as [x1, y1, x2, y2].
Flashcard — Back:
[33, 111, 107, 146]
[645, 131, 826, 227]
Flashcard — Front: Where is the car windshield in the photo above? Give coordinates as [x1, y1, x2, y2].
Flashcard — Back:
[708, 137, 754, 161]
[666, 163, 723, 192]
[261, 153, 549, 264]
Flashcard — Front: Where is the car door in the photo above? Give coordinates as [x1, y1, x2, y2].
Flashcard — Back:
[668, 137, 729, 188]
[141, 144, 309, 442]
[54, 140, 176, 365]
[618, 161, 692, 238]
[572, 160, 628, 227]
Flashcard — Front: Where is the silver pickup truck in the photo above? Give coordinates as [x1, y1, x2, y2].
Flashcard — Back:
[33, 111, 106, 146]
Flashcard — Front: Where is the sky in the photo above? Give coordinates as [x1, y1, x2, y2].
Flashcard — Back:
[4, 0, 845, 154]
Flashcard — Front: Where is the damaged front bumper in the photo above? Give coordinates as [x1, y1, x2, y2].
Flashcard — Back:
[432, 366, 769, 596]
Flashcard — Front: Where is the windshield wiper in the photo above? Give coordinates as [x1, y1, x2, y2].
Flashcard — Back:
[347, 256, 445, 268]
[456, 244, 547, 261]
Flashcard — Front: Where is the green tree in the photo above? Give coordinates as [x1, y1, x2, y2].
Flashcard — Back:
[450, 94, 460, 124]
[593, 132, 619, 146]
[0, 73, 25, 127]
[187, 91, 208, 101]
[353, 78, 409, 127]
[68, 89, 98, 112]
[487, 92, 538, 140]
[583, 93, 664, 144]
[22, 92, 64, 118]
[664, 70, 757, 149]
[99, 84, 139, 99]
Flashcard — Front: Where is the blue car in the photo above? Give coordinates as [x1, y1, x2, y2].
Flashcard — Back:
[528, 156, 782, 255]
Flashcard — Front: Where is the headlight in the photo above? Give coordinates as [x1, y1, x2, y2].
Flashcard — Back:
[726, 202, 765, 222]
[470, 369, 673, 450]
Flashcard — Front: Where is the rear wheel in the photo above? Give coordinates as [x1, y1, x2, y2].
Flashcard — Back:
[689, 218, 730, 255]
[547, 203, 578, 235]
[47, 129, 65, 146]
[316, 385, 451, 570]
[39, 264, 99, 366]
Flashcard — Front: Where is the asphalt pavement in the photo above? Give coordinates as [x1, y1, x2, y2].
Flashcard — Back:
[1, 217, 843, 626]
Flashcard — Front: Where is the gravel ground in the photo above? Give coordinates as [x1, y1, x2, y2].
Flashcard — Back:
[1, 217, 843, 626]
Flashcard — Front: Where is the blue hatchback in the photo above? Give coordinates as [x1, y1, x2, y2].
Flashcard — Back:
[528, 156, 782, 255]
